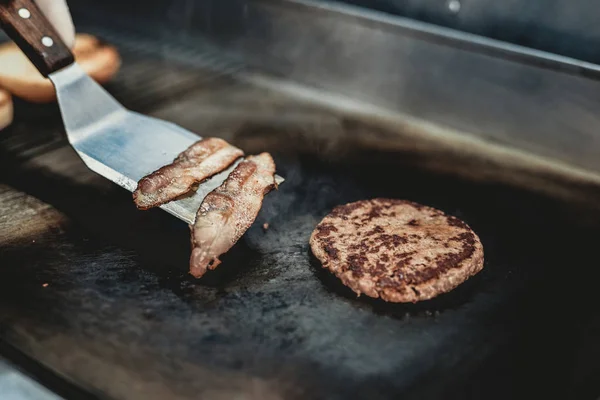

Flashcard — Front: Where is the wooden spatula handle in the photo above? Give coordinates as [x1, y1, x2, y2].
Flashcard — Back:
[0, 0, 74, 77]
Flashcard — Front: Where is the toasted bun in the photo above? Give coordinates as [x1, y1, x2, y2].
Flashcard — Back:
[0, 33, 121, 103]
[72, 33, 101, 55]
[0, 90, 13, 131]
[310, 198, 484, 303]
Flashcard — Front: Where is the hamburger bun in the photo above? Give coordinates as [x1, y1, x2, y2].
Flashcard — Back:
[0, 33, 121, 103]
[0, 90, 13, 131]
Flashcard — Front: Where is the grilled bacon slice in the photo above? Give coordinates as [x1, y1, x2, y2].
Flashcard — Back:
[133, 138, 243, 210]
[189, 152, 277, 278]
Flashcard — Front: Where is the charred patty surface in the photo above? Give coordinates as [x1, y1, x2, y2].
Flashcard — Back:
[309, 198, 484, 303]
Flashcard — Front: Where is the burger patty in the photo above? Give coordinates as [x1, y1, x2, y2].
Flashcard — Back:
[309, 199, 484, 303]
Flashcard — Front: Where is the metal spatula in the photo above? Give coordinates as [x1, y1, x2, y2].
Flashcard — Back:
[0, 0, 283, 224]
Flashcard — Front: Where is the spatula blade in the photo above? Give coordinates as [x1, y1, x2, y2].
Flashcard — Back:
[50, 63, 283, 225]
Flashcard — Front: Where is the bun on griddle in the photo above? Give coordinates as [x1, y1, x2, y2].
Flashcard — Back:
[0, 33, 121, 103]
[0, 89, 13, 131]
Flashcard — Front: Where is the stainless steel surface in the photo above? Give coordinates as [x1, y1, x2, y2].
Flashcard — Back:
[331, 0, 600, 65]
[49, 63, 284, 224]
[176, 0, 600, 183]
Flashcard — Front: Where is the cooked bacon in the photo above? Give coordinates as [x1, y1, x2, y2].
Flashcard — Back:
[189, 152, 277, 278]
[133, 138, 243, 210]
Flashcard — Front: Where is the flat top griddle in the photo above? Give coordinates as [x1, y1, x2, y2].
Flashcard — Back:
[1, 27, 600, 400]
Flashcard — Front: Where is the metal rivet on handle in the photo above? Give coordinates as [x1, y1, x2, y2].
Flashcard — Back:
[41, 36, 54, 47]
[18, 8, 31, 19]
[448, 0, 461, 13]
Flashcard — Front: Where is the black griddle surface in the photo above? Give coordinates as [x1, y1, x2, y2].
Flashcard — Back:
[1, 28, 600, 400]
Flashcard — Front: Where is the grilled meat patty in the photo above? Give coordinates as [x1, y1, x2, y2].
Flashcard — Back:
[133, 138, 243, 210]
[190, 152, 277, 278]
[310, 199, 484, 303]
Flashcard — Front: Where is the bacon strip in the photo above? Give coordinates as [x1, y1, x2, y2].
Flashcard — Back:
[189, 152, 277, 278]
[133, 138, 243, 210]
